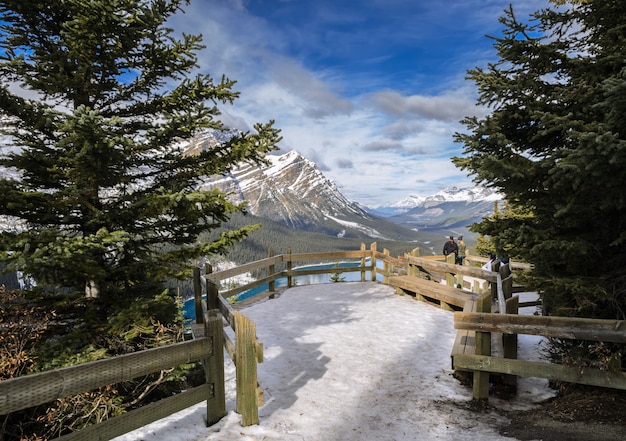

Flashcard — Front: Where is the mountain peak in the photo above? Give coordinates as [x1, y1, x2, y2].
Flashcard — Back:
[425, 186, 501, 203]
[199, 148, 370, 233]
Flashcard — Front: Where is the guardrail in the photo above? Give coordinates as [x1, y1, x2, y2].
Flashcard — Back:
[453, 309, 626, 400]
[0, 243, 547, 438]
[0, 310, 226, 440]
[204, 243, 386, 302]
[192, 267, 264, 427]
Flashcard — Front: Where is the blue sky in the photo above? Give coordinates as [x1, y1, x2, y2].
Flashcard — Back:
[171, 0, 550, 207]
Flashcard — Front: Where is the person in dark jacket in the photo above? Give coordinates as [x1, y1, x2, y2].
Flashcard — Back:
[442, 236, 458, 260]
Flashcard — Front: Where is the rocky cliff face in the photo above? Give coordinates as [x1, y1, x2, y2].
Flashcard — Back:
[184, 131, 416, 240]
[203, 150, 368, 229]
[184, 130, 498, 240]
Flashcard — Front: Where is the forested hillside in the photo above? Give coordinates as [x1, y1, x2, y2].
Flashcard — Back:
[200, 212, 427, 265]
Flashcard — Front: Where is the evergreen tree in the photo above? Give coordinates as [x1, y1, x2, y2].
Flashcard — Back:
[453, 0, 626, 320]
[0, 1, 280, 319]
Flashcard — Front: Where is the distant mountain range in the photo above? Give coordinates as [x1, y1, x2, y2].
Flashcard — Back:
[365, 186, 501, 233]
[0, 128, 501, 252]
[188, 130, 502, 244]
[365, 186, 501, 216]
[195, 148, 418, 241]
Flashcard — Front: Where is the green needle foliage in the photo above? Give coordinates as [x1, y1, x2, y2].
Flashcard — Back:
[453, 0, 626, 320]
[0, 0, 280, 323]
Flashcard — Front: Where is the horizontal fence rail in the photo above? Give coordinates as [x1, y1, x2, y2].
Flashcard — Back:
[8, 242, 607, 439]
[0, 337, 211, 415]
[454, 313, 626, 344]
[0, 310, 225, 440]
[453, 312, 626, 399]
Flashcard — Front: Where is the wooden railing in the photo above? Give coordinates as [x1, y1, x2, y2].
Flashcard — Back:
[204, 243, 391, 302]
[192, 267, 264, 427]
[195, 244, 529, 307]
[0, 309, 226, 440]
[5, 243, 619, 438]
[0, 243, 398, 440]
[189, 248, 625, 406]
[189, 243, 399, 425]
[453, 310, 626, 400]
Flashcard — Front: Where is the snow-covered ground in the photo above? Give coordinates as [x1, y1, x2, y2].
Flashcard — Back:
[114, 282, 554, 441]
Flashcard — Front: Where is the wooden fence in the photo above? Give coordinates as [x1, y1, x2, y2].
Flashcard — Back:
[192, 266, 264, 427]
[2, 242, 623, 438]
[453, 310, 626, 400]
[0, 243, 392, 440]
[204, 243, 387, 302]
[0, 309, 226, 441]
[187, 248, 626, 406]
[205, 245, 625, 403]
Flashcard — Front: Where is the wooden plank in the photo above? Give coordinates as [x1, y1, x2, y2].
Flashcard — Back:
[390, 275, 474, 310]
[453, 355, 626, 391]
[502, 295, 520, 390]
[454, 313, 626, 343]
[0, 338, 212, 415]
[216, 294, 237, 330]
[235, 312, 260, 426]
[473, 293, 492, 400]
[406, 256, 499, 282]
[206, 255, 284, 282]
[220, 273, 282, 298]
[450, 299, 477, 369]
[373, 251, 406, 269]
[58, 385, 212, 441]
[286, 250, 366, 261]
[204, 310, 226, 425]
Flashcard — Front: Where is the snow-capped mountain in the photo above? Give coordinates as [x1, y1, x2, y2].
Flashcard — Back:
[365, 186, 501, 219]
[203, 150, 366, 228]
[185, 130, 501, 240]
[388, 194, 426, 209]
[380, 187, 503, 233]
[421, 186, 501, 203]
[189, 136, 418, 240]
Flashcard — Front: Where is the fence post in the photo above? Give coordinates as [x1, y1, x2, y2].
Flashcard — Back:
[204, 309, 226, 425]
[500, 263, 513, 300]
[473, 292, 491, 401]
[503, 295, 519, 392]
[268, 248, 275, 299]
[370, 242, 377, 282]
[193, 267, 203, 324]
[490, 261, 501, 301]
[235, 311, 260, 426]
[206, 265, 219, 312]
[408, 249, 419, 277]
[383, 248, 390, 284]
[360, 243, 366, 282]
[286, 248, 293, 287]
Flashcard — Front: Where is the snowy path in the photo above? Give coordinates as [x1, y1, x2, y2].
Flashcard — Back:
[114, 282, 553, 441]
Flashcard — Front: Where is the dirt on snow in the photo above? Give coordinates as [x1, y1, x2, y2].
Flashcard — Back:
[497, 387, 626, 441]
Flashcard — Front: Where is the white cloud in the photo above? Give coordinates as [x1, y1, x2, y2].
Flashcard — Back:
[367, 90, 484, 122]
[166, 0, 549, 205]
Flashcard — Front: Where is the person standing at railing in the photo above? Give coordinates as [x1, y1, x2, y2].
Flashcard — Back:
[442, 236, 458, 261]
[456, 236, 467, 265]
